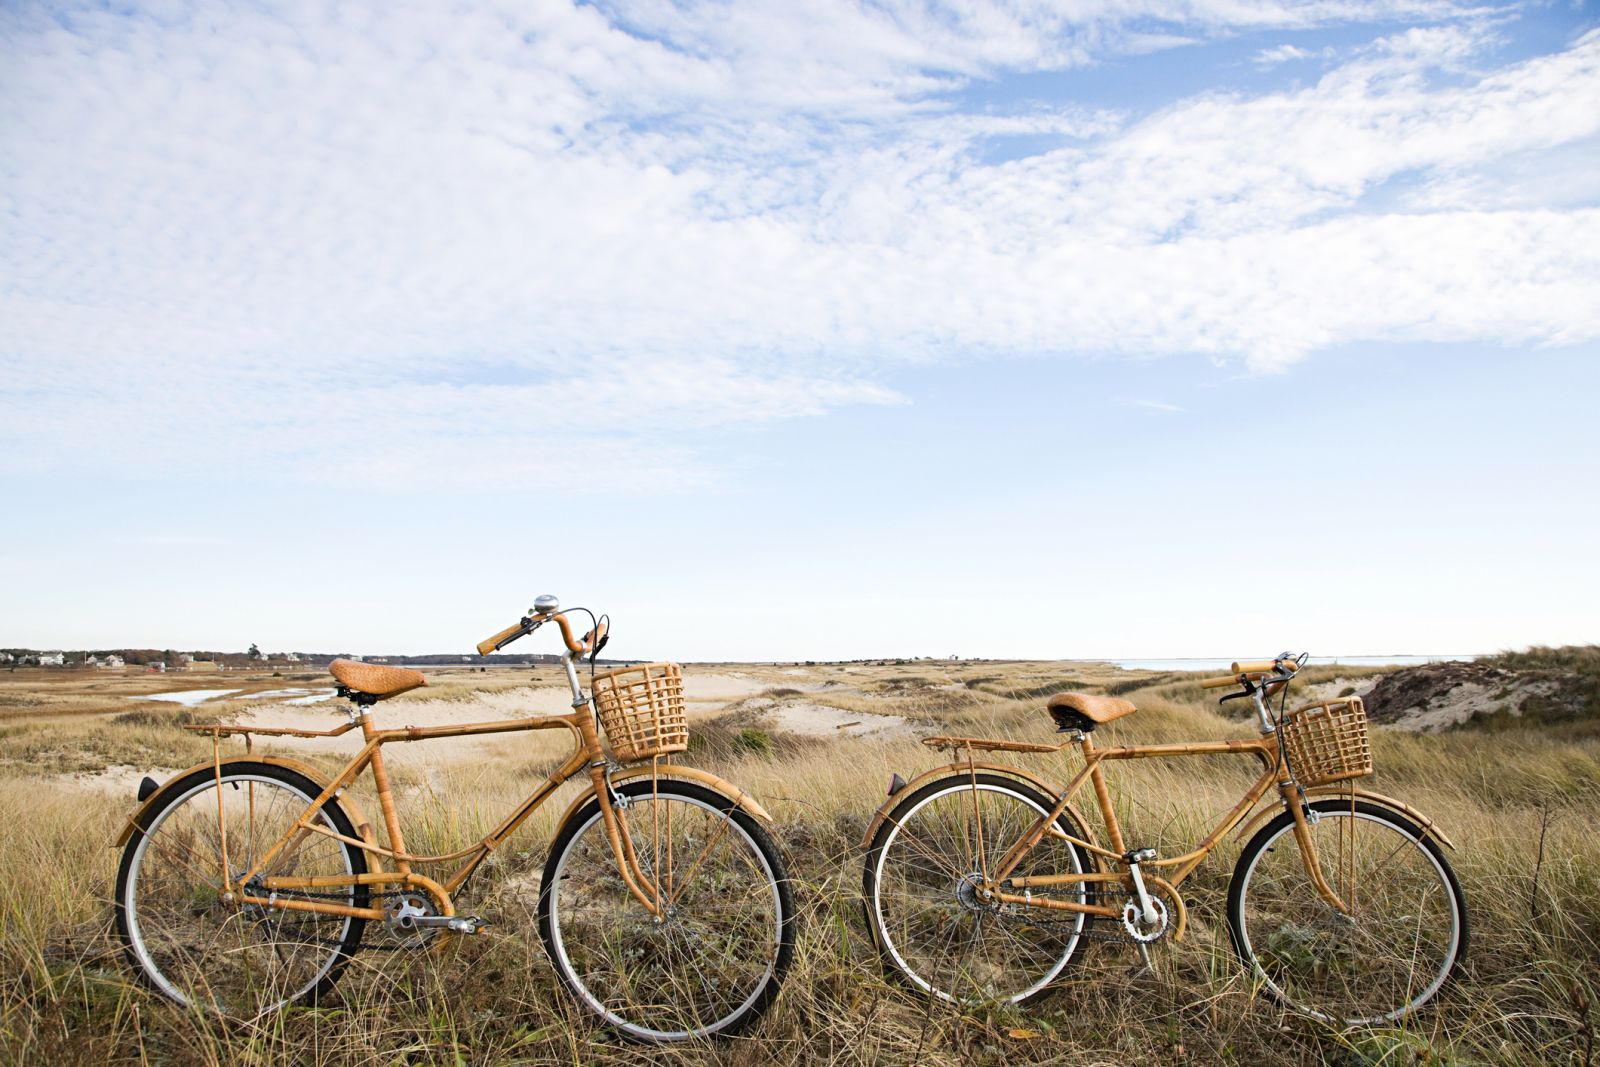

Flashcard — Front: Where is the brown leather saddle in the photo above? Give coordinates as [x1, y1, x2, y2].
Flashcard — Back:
[328, 659, 427, 703]
[1047, 691, 1136, 733]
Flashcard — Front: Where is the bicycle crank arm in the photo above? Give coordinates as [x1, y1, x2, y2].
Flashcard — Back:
[397, 913, 491, 935]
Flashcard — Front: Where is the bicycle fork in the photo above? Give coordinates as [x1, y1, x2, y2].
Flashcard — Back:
[1283, 785, 1353, 915]
[589, 760, 667, 917]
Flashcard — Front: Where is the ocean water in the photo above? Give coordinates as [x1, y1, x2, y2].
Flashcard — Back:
[1094, 655, 1475, 673]
[135, 688, 243, 706]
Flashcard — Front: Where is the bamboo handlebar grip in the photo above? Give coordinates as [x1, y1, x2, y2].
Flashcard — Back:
[477, 622, 525, 657]
[583, 621, 608, 651]
[1201, 676, 1241, 688]
[1231, 660, 1280, 674]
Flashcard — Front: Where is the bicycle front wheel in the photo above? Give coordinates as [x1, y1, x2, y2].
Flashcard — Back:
[1228, 797, 1467, 1025]
[863, 772, 1092, 1005]
[113, 762, 369, 1018]
[537, 778, 794, 1042]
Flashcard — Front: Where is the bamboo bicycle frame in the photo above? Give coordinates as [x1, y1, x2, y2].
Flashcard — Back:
[184, 700, 670, 925]
[922, 725, 1353, 927]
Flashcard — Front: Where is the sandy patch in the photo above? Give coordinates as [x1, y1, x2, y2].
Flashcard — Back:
[1295, 677, 1379, 706]
[680, 673, 767, 707]
[1386, 677, 1560, 731]
[760, 702, 915, 740]
[55, 763, 182, 798]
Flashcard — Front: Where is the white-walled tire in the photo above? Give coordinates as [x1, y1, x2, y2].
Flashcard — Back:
[1228, 798, 1467, 1025]
[113, 763, 368, 1018]
[537, 779, 794, 1042]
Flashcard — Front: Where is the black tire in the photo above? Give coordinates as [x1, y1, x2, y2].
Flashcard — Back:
[1227, 798, 1468, 1025]
[537, 778, 795, 1042]
[114, 762, 369, 1017]
[862, 772, 1095, 1006]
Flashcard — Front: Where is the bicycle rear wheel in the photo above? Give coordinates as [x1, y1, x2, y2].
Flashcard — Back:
[537, 778, 794, 1042]
[863, 772, 1092, 1005]
[113, 762, 369, 1018]
[1228, 797, 1467, 1025]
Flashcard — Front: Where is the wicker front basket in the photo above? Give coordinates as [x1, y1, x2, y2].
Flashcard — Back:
[591, 662, 689, 762]
[1281, 697, 1374, 787]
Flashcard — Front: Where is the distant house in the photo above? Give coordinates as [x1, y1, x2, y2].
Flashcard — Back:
[147, 663, 166, 673]
[38, 651, 65, 667]
[283, 652, 302, 663]
[95, 654, 125, 669]
[0, 652, 13, 665]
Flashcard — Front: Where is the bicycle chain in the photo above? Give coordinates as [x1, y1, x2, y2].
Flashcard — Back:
[242, 887, 429, 953]
[993, 911, 1136, 945]
[985, 888, 1161, 946]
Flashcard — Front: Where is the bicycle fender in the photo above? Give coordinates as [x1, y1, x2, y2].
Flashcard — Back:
[111, 755, 373, 849]
[551, 766, 773, 846]
[859, 762, 1101, 854]
[1233, 786, 1456, 850]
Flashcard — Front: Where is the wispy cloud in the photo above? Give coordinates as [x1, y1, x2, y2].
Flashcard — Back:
[3, 2, 1596, 488]
[1128, 399, 1186, 413]
[1254, 43, 1316, 68]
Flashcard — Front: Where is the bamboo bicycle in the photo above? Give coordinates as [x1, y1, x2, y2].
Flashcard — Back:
[113, 597, 795, 1041]
[861, 654, 1468, 1026]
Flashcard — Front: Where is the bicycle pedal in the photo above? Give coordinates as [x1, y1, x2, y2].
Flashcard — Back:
[453, 915, 491, 935]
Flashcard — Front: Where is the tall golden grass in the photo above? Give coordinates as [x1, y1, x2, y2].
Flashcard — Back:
[2, 662, 1596, 1065]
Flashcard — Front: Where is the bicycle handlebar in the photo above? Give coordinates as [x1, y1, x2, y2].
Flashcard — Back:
[1199, 654, 1302, 689]
[476, 611, 606, 658]
[476, 621, 528, 657]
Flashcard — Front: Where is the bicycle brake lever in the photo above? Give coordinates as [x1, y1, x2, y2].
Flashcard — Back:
[1219, 691, 1251, 704]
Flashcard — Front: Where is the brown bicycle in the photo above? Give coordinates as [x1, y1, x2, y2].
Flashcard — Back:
[113, 597, 795, 1041]
[861, 653, 1467, 1026]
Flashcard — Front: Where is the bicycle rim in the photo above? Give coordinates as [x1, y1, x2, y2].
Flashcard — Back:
[541, 782, 788, 1041]
[118, 770, 363, 1018]
[1230, 801, 1465, 1025]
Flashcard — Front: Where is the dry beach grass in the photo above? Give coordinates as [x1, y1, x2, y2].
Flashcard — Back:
[1, 660, 1596, 1065]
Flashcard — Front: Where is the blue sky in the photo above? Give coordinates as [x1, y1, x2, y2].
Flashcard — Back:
[2, 1, 1597, 660]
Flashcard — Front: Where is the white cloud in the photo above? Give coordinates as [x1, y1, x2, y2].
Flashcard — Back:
[1254, 43, 1315, 67]
[2, 2, 1596, 486]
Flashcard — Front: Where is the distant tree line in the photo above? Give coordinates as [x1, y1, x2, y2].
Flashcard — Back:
[1, 648, 572, 668]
